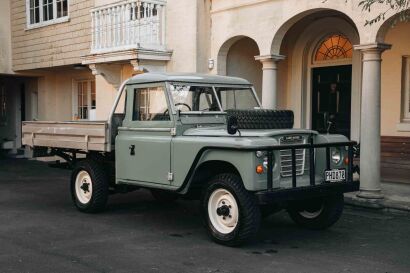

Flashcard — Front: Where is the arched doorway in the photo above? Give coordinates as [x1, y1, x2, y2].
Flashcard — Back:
[311, 34, 353, 138]
[271, 12, 360, 140]
[217, 36, 262, 99]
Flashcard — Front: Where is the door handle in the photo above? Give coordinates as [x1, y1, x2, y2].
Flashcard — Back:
[129, 145, 135, 156]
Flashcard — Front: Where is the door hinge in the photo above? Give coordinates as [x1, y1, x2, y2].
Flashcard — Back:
[170, 128, 176, 136]
[167, 172, 174, 182]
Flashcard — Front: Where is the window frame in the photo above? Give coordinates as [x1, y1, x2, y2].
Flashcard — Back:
[125, 83, 174, 129]
[402, 56, 410, 122]
[72, 79, 96, 121]
[313, 34, 353, 65]
[26, 0, 70, 30]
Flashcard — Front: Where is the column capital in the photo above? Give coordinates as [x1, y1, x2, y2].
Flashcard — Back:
[353, 43, 392, 52]
[255, 54, 286, 62]
[255, 54, 286, 69]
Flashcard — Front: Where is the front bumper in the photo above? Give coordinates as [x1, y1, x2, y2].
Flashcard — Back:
[255, 180, 360, 205]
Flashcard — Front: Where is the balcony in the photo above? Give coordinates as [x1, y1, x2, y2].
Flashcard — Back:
[90, 0, 167, 54]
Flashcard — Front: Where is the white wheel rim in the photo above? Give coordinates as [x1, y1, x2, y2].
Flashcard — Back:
[75, 170, 93, 204]
[299, 205, 324, 219]
[208, 188, 239, 234]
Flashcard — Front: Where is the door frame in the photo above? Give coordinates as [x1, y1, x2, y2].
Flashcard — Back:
[311, 64, 353, 138]
[301, 32, 361, 141]
[286, 19, 362, 142]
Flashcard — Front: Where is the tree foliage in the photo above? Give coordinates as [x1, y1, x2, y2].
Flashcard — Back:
[358, 0, 410, 25]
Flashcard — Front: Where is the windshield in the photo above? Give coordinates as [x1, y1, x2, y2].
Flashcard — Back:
[215, 87, 260, 111]
[169, 84, 221, 112]
[169, 84, 260, 112]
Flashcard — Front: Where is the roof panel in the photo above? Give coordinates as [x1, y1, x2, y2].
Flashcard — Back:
[126, 73, 251, 85]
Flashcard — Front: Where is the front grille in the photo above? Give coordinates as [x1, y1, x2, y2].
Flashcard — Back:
[279, 135, 306, 177]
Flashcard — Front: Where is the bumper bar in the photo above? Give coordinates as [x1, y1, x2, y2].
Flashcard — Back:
[256, 180, 360, 204]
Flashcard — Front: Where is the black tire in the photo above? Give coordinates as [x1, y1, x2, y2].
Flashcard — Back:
[70, 159, 109, 213]
[201, 173, 261, 246]
[150, 189, 179, 203]
[226, 109, 294, 129]
[287, 194, 344, 230]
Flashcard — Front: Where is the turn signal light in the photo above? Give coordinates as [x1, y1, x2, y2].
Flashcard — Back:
[344, 156, 349, 165]
[256, 165, 264, 174]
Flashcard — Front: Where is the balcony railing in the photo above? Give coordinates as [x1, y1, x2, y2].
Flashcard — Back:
[90, 0, 166, 54]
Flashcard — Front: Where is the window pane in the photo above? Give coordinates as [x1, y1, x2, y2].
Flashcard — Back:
[133, 87, 170, 121]
[216, 88, 259, 110]
[91, 81, 96, 109]
[56, 0, 68, 18]
[315, 34, 353, 62]
[43, 0, 54, 21]
[169, 85, 220, 112]
[77, 81, 89, 119]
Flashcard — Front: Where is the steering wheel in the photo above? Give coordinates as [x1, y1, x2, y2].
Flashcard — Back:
[164, 103, 192, 115]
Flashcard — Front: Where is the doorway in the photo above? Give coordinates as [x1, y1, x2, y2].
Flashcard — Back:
[311, 65, 352, 138]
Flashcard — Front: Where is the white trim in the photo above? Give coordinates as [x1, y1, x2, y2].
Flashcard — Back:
[72, 78, 95, 121]
[25, 0, 70, 30]
[401, 56, 410, 122]
[397, 122, 410, 132]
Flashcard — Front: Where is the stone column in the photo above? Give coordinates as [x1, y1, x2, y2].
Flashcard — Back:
[255, 55, 285, 109]
[354, 43, 391, 199]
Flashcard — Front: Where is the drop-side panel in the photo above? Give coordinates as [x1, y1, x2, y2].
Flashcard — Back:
[22, 121, 109, 152]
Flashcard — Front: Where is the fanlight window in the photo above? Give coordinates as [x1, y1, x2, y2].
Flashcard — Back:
[315, 35, 353, 61]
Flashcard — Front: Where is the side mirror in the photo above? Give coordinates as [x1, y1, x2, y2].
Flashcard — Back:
[227, 115, 238, 135]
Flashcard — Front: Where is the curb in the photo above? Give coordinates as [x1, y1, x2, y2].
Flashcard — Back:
[344, 193, 410, 214]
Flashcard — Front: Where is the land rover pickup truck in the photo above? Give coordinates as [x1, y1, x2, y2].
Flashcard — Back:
[22, 73, 359, 246]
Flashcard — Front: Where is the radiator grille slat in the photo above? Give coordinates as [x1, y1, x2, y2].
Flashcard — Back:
[279, 136, 306, 177]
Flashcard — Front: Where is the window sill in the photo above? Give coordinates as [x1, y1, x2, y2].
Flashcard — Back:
[25, 17, 70, 31]
[397, 122, 410, 132]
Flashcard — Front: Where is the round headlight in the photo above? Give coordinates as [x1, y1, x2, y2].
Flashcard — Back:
[255, 151, 266, 158]
[331, 148, 342, 164]
[263, 156, 275, 170]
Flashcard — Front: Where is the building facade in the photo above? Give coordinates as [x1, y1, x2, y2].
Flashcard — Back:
[0, 0, 409, 198]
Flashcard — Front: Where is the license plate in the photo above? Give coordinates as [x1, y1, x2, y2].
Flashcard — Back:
[324, 169, 346, 182]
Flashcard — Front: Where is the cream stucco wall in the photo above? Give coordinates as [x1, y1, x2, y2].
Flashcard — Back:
[165, 0, 199, 73]
[226, 37, 262, 99]
[381, 22, 410, 136]
[37, 69, 94, 121]
[209, 0, 409, 139]
[0, 0, 12, 74]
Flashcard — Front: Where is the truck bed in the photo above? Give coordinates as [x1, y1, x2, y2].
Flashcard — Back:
[22, 121, 111, 152]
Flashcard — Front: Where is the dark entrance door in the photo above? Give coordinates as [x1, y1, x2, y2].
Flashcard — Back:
[312, 65, 352, 138]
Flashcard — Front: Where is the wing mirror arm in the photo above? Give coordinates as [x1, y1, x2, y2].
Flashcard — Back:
[227, 116, 241, 136]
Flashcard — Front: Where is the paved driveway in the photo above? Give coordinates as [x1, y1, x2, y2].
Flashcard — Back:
[0, 158, 409, 273]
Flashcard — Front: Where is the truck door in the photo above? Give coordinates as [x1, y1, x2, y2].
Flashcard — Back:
[116, 84, 174, 186]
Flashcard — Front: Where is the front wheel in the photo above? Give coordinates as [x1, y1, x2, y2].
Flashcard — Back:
[71, 160, 109, 213]
[287, 193, 344, 230]
[201, 174, 261, 246]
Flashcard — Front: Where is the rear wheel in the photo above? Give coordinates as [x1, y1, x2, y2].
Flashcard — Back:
[71, 160, 109, 213]
[287, 194, 344, 230]
[201, 174, 261, 246]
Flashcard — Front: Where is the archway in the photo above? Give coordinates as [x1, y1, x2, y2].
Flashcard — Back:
[217, 36, 262, 99]
[271, 11, 361, 140]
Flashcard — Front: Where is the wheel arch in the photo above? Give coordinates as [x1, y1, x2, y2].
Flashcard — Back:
[183, 160, 241, 196]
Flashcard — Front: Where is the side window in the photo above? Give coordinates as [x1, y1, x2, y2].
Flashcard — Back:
[133, 87, 170, 121]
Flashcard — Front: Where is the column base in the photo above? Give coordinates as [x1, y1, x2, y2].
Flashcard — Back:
[356, 189, 384, 200]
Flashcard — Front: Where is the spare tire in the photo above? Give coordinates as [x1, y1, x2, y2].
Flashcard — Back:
[226, 109, 294, 130]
